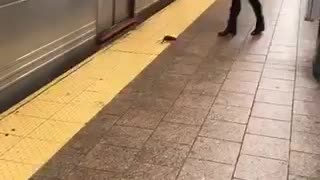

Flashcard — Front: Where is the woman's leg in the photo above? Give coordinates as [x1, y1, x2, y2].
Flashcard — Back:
[248, 0, 265, 35]
[218, 0, 241, 36]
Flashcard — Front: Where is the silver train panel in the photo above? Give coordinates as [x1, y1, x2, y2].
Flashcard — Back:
[115, 0, 131, 23]
[0, 0, 165, 112]
[0, 0, 97, 111]
[0, 0, 96, 81]
[97, 0, 113, 34]
[135, 0, 160, 13]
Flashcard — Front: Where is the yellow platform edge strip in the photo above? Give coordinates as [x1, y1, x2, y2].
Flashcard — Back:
[0, 0, 216, 179]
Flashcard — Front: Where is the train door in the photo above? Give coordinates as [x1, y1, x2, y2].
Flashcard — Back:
[114, 0, 132, 24]
[97, 0, 114, 35]
[96, 0, 134, 40]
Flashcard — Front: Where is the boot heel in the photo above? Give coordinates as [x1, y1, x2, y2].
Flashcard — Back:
[251, 27, 264, 36]
[251, 18, 265, 36]
[218, 30, 237, 37]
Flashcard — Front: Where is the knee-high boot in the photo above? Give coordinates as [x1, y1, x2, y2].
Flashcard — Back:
[249, 0, 265, 35]
[218, 0, 241, 36]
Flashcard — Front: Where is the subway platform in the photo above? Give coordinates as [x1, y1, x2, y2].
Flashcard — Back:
[1, 0, 320, 179]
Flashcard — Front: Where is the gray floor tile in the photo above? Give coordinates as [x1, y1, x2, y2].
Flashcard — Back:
[293, 115, 320, 135]
[208, 104, 251, 124]
[235, 155, 288, 180]
[267, 52, 296, 61]
[296, 76, 319, 89]
[151, 122, 200, 145]
[238, 54, 267, 63]
[103, 98, 132, 116]
[288, 175, 316, 180]
[122, 163, 179, 180]
[67, 167, 122, 180]
[175, 93, 215, 110]
[242, 134, 289, 161]
[255, 89, 293, 106]
[291, 131, 320, 155]
[166, 63, 199, 75]
[231, 61, 264, 72]
[79, 143, 139, 172]
[103, 126, 153, 149]
[33, 152, 84, 179]
[132, 96, 175, 112]
[252, 102, 292, 121]
[259, 78, 294, 92]
[265, 63, 296, 71]
[247, 117, 291, 139]
[191, 70, 228, 84]
[177, 158, 234, 180]
[137, 140, 190, 168]
[215, 91, 254, 108]
[116, 108, 165, 129]
[290, 151, 320, 178]
[164, 106, 208, 125]
[262, 68, 295, 81]
[222, 80, 258, 94]
[294, 87, 320, 102]
[269, 45, 297, 54]
[294, 101, 320, 118]
[227, 70, 261, 83]
[184, 81, 221, 96]
[199, 120, 246, 142]
[190, 137, 241, 165]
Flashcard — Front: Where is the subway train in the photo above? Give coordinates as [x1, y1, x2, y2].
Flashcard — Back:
[0, 0, 172, 113]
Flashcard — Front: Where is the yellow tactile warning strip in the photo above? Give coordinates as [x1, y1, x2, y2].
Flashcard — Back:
[0, 0, 216, 179]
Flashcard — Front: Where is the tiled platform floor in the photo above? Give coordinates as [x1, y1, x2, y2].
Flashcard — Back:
[29, 0, 320, 179]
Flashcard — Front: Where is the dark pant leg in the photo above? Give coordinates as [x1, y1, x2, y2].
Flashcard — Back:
[227, 0, 241, 29]
[248, 0, 263, 21]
